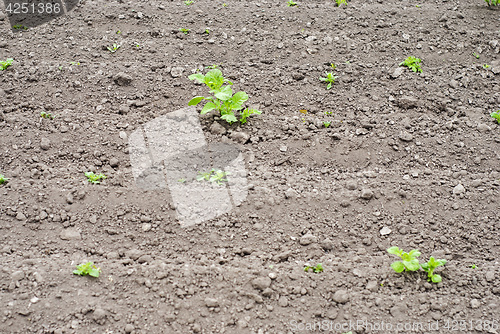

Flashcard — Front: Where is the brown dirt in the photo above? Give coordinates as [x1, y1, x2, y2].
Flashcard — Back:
[0, 0, 499, 333]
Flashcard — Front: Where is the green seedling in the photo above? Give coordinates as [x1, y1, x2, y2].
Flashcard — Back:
[387, 246, 421, 272]
[483, 64, 490, 69]
[85, 172, 107, 184]
[319, 72, 336, 90]
[70, 61, 80, 66]
[196, 168, 230, 185]
[400, 56, 422, 73]
[184, 0, 194, 4]
[473, 52, 480, 59]
[0, 174, 8, 185]
[73, 262, 101, 278]
[179, 28, 190, 34]
[205, 64, 218, 69]
[470, 264, 477, 269]
[205, 28, 210, 34]
[0, 58, 13, 71]
[304, 263, 324, 273]
[40, 112, 55, 120]
[484, 0, 499, 6]
[416, 4, 421, 7]
[324, 111, 333, 115]
[178, 178, 186, 183]
[490, 110, 500, 123]
[116, 30, 121, 34]
[222, 3, 227, 7]
[330, 63, 337, 69]
[335, 0, 347, 6]
[107, 43, 120, 53]
[188, 69, 261, 124]
[287, 0, 298, 6]
[13, 24, 28, 30]
[421, 257, 446, 283]
[323, 121, 331, 128]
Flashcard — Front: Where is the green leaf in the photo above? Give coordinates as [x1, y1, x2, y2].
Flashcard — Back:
[421, 263, 429, 271]
[404, 259, 420, 271]
[327, 83, 332, 90]
[188, 73, 205, 82]
[230, 91, 249, 110]
[387, 246, 400, 255]
[188, 96, 204, 106]
[204, 69, 225, 90]
[214, 86, 233, 101]
[201, 102, 217, 114]
[391, 261, 405, 273]
[220, 113, 237, 124]
[431, 274, 442, 283]
[408, 249, 421, 258]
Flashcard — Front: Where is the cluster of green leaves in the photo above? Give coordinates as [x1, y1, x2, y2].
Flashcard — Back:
[184, 0, 194, 5]
[319, 72, 336, 90]
[40, 112, 55, 120]
[73, 262, 101, 278]
[0, 174, 8, 185]
[107, 43, 120, 53]
[0, 58, 13, 71]
[400, 56, 422, 73]
[421, 257, 447, 283]
[179, 28, 190, 34]
[304, 263, 323, 273]
[323, 121, 331, 128]
[287, 0, 298, 6]
[188, 69, 261, 124]
[388, 247, 447, 283]
[197, 168, 230, 185]
[13, 24, 28, 30]
[473, 52, 480, 59]
[484, 0, 499, 6]
[491, 110, 500, 123]
[335, 0, 348, 6]
[85, 172, 107, 184]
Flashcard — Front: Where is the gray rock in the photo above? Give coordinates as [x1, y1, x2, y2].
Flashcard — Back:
[284, 188, 298, 199]
[12, 270, 24, 281]
[205, 297, 219, 307]
[477, 123, 491, 132]
[114, 72, 133, 86]
[391, 67, 404, 79]
[16, 212, 26, 221]
[93, 308, 106, 321]
[360, 188, 374, 200]
[346, 181, 357, 190]
[453, 184, 465, 195]
[170, 67, 184, 78]
[485, 271, 495, 282]
[320, 238, 334, 251]
[251, 277, 272, 290]
[470, 299, 481, 309]
[366, 280, 379, 292]
[278, 296, 289, 307]
[332, 290, 349, 304]
[60, 228, 81, 240]
[210, 122, 226, 135]
[398, 96, 419, 109]
[300, 233, 317, 246]
[40, 138, 51, 150]
[125, 249, 143, 260]
[125, 324, 135, 333]
[399, 131, 414, 142]
[109, 158, 119, 168]
[380, 226, 392, 236]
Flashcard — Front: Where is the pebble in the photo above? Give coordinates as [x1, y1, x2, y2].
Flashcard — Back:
[470, 299, 481, 309]
[170, 67, 184, 78]
[391, 67, 404, 79]
[210, 122, 226, 135]
[205, 297, 219, 308]
[93, 308, 106, 321]
[125, 324, 135, 333]
[109, 158, 119, 168]
[16, 212, 26, 221]
[477, 123, 491, 132]
[399, 131, 414, 142]
[453, 184, 465, 195]
[12, 270, 25, 281]
[142, 223, 152, 232]
[346, 181, 357, 190]
[284, 188, 298, 199]
[60, 228, 81, 240]
[366, 280, 379, 292]
[360, 188, 374, 200]
[231, 131, 250, 144]
[251, 277, 272, 290]
[125, 249, 143, 260]
[380, 226, 392, 236]
[485, 271, 495, 282]
[320, 238, 334, 251]
[278, 296, 289, 307]
[40, 138, 51, 150]
[332, 290, 349, 304]
[119, 131, 127, 140]
[113, 72, 133, 86]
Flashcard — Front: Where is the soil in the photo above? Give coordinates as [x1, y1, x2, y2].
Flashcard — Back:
[1, 0, 500, 333]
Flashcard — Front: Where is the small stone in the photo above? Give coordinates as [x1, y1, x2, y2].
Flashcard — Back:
[346, 181, 357, 190]
[93, 308, 106, 321]
[170, 67, 184, 78]
[278, 296, 289, 307]
[477, 123, 491, 132]
[380, 226, 392, 236]
[399, 131, 414, 142]
[30, 297, 39, 304]
[320, 238, 334, 251]
[284, 188, 298, 199]
[299, 233, 317, 246]
[113, 72, 133, 86]
[205, 298, 219, 308]
[40, 138, 51, 150]
[360, 188, 374, 200]
[109, 158, 119, 168]
[251, 277, 272, 290]
[470, 299, 481, 309]
[12, 270, 24, 281]
[16, 212, 26, 221]
[60, 228, 81, 240]
[119, 131, 127, 140]
[485, 271, 495, 282]
[142, 223, 152, 232]
[332, 290, 349, 304]
[210, 122, 226, 135]
[398, 96, 419, 109]
[125, 249, 143, 260]
[280, 145, 287, 152]
[391, 67, 404, 79]
[453, 184, 465, 195]
[33, 272, 43, 283]
[125, 324, 135, 333]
